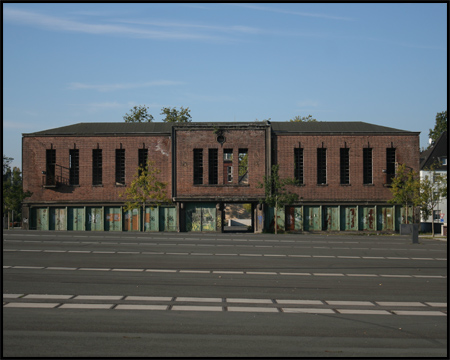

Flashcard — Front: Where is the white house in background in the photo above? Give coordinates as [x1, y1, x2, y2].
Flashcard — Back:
[419, 131, 447, 234]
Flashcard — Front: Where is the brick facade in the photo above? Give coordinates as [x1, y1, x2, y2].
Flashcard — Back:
[21, 121, 420, 232]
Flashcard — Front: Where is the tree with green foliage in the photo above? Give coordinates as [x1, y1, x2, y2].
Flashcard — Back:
[257, 164, 299, 234]
[388, 164, 421, 224]
[428, 111, 447, 148]
[161, 106, 192, 123]
[290, 115, 317, 122]
[123, 105, 154, 123]
[120, 160, 171, 231]
[419, 164, 447, 237]
[3, 155, 32, 229]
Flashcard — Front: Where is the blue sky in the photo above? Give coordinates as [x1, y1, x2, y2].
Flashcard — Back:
[3, 3, 447, 170]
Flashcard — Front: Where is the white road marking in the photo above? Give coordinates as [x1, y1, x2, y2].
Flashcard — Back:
[74, 295, 123, 300]
[276, 300, 323, 305]
[326, 301, 374, 306]
[176, 297, 222, 302]
[337, 309, 391, 315]
[171, 305, 222, 311]
[375, 301, 426, 307]
[115, 304, 167, 310]
[4, 303, 59, 308]
[125, 296, 172, 301]
[59, 304, 113, 309]
[228, 307, 278, 313]
[282, 308, 335, 314]
[392, 310, 446, 316]
[227, 298, 273, 304]
[23, 294, 73, 299]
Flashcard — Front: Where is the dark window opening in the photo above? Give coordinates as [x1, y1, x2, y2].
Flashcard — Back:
[294, 148, 304, 185]
[69, 149, 79, 185]
[208, 149, 218, 185]
[92, 149, 102, 185]
[138, 148, 148, 176]
[46, 149, 56, 186]
[238, 149, 248, 185]
[317, 148, 327, 185]
[115, 149, 125, 185]
[193, 149, 203, 185]
[363, 148, 373, 184]
[340, 148, 350, 185]
[386, 148, 396, 184]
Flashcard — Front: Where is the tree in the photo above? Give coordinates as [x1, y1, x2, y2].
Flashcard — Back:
[161, 106, 192, 123]
[388, 164, 421, 224]
[120, 160, 171, 231]
[419, 164, 447, 237]
[257, 164, 299, 234]
[290, 115, 317, 122]
[427, 111, 447, 148]
[3, 156, 33, 229]
[123, 105, 154, 123]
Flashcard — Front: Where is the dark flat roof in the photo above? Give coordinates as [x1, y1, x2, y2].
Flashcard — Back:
[23, 121, 419, 136]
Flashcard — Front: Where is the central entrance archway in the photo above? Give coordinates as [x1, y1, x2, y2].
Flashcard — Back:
[224, 203, 252, 233]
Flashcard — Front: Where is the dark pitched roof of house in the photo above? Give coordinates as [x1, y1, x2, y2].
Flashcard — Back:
[420, 131, 448, 171]
[23, 121, 419, 136]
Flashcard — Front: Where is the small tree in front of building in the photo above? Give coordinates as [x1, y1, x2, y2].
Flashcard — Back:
[120, 160, 171, 231]
[388, 163, 421, 224]
[257, 164, 299, 234]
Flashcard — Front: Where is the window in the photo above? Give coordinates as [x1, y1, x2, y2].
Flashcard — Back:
[386, 148, 396, 184]
[46, 149, 56, 186]
[92, 149, 102, 185]
[223, 149, 233, 184]
[363, 148, 373, 184]
[69, 149, 79, 185]
[138, 148, 148, 176]
[340, 148, 350, 185]
[115, 149, 125, 185]
[193, 149, 203, 185]
[208, 149, 218, 185]
[238, 149, 248, 185]
[294, 148, 304, 185]
[317, 148, 327, 185]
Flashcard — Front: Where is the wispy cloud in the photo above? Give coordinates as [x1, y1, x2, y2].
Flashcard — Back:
[232, 4, 355, 21]
[68, 80, 184, 92]
[3, 8, 233, 41]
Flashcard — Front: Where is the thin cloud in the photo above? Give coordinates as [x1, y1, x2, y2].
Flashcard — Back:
[68, 80, 185, 92]
[232, 4, 355, 21]
[3, 7, 231, 41]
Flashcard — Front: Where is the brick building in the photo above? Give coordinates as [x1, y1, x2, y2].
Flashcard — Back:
[21, 121, 420, 233]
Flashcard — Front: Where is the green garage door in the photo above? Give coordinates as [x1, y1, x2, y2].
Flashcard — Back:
[186, 203, 216, 232]
[50, 207, 66, 231]
[68, 207, 84, 231]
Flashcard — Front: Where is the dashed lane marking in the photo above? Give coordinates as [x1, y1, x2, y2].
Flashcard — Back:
[3, 265, 446, 279]
[4, 248, 446, 261]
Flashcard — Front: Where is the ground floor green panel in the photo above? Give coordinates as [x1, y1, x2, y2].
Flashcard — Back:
[268, 205, 414, 232]
[29, 205, 177, 232]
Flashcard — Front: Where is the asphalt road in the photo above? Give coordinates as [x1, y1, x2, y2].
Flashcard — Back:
[2, 230, 447, 357]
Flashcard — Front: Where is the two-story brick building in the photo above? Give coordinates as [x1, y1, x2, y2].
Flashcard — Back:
[21, 121, 420, 233]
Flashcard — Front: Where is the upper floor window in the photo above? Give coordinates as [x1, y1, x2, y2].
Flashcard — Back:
[46, 149, 56, 186]
[92, 149, 102, 185]
[115, 149, 125, 185]
[317, 148, 327, 185]
[69, 149, 79, 186]
[208, 149, 218, 185]
[193, 149, 203, 185]
[363, 148, 373, 184]
[340, 148, 350, 185]
[238, 149, 248, 185]
[294, 148, 304, 185]
[386, 148, 396, 184]
[138, 148, 148, 176]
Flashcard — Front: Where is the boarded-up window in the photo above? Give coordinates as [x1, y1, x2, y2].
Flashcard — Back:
[69, 149, 79, 186]
[46, 149, 56, 186]
[193, 149, 203, 185]
[386, 148, 396, 184]
[92, 149, 102, 185]
[294, 148, 303, 184]
[208, 149, 218, 185]
[138, 148, 148, 176]
[363, 148, 373, 184]
[340, 148, 350, 185]
[115, 149, 125, 185]
[317, 148, 327, 185]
